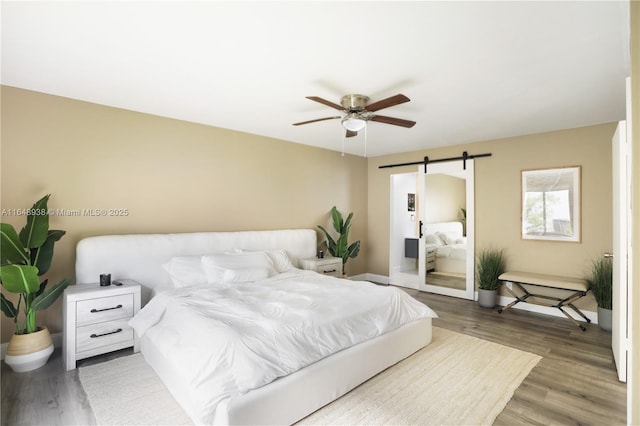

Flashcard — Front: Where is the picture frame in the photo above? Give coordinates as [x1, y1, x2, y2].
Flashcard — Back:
[521, 166, 581, 242]
[408, 193, 415, 211]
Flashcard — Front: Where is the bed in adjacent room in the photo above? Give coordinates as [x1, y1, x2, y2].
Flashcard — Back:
[424, 221, 467, 275]
[75, 229, 436, 425]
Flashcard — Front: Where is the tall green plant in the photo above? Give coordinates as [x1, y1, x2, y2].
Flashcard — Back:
[586, 257, 612, 310]
[0, 195, 71, 334]
[476, 248, 505, 291]
[318, 206, 361, 268]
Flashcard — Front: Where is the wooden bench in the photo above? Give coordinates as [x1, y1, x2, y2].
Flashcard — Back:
[498, 271, 591, 331]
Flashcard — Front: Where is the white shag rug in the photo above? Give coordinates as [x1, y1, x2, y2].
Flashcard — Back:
[79, 327, 541, 426]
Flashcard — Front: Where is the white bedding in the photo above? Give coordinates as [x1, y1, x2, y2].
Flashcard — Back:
[129, 269, 436, 425]
[436, 243, 467, 260]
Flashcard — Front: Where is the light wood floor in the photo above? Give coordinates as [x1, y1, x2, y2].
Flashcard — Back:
[425, 272, 466, 290]
[1, 291, 626, 425]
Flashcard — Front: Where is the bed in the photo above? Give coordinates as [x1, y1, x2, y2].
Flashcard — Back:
[75, 229, 436, 425]
[424, 221, 467, 275]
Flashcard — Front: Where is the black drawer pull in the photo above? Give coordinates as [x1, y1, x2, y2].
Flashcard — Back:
[323, 269, 337, 274]
[90, 304, 122, 313]
[90, 328, 123, 338]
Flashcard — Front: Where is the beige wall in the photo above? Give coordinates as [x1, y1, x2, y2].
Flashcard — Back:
[0, 86, 368, 342]
[367, 123, 615, 283]
[424, 174, 466, 224]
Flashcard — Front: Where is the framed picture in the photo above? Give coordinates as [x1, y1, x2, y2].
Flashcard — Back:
[521, 166, 581, 242]
[408, 193, 415, 211]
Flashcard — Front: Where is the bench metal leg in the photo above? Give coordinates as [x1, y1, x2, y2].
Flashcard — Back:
[497, 283, 531, 313]
[568, 303, 591, 323]
[557, 306, 587, 331]
[498, 281, 590, 331]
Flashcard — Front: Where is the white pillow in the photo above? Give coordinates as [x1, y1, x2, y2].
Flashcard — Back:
[201, 252, 277, 283]
[162, 256, 208, 288]
[437, 232, 460, 245]
[426, 233, 446, 246]
[222, 268, 270, 283]
[236, 248, 294, 273]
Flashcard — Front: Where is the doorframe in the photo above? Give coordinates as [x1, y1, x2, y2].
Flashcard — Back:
[388, 172, 421, 289]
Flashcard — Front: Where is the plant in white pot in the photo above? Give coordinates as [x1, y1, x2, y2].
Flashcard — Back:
[586, 257, 612, 332]
[1, 194, 71, 372]
[476, 248, 505, 308]
[318, 206, 361, 276]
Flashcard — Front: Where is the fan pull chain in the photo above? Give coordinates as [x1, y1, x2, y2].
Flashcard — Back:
[364, 125, 368, 158]
[341, 129, 345, 157]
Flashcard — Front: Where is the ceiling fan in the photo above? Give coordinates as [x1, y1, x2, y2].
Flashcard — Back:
[293, 94, 416, 137]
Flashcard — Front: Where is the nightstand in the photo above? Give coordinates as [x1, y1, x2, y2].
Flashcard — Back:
[426, 244, 437, 272]
[63, 280, 141, 371]
[300, 257, 343, 278]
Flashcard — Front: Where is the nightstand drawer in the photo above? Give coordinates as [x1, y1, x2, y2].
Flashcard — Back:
[317, 263, 342, 278]
[76, 294, 134, 326]
[300, 257, 343, 278]
[76, 318, 134, 354]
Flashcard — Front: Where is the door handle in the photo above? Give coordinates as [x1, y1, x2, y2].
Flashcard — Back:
[604, 252, 613, 258]
[419, 220, 424, 238]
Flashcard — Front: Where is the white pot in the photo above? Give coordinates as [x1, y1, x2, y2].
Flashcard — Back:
[597, 307, 612, 332]
[477, 289, 497, 308]
[4, 327, 55, 373]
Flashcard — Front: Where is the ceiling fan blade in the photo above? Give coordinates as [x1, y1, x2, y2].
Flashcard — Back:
[346, 130, 358, 138]
[370, 115, 416, 128]
[292, 116, 340, 126]
[365, 94, 410, 112]
[306, 96, 344, 111]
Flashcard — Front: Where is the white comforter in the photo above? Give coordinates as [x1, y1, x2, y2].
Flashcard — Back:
[436, 243, 467, 260]
[129, 269, 436, 424]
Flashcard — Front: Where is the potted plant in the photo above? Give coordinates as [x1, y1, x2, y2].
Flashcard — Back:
[476, 248, 505, 308]
[0, 194, 71, 372]
[586, 257, 613, 331]
[318, 206, 361, 276]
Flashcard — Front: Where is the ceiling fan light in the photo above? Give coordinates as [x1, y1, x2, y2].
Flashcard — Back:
[342, 116, 366, 132]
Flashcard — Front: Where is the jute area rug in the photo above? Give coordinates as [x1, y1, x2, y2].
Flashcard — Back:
[78, 327, 541, 425]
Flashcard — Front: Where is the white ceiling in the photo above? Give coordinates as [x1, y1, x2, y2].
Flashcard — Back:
[1, 1, 630, 157]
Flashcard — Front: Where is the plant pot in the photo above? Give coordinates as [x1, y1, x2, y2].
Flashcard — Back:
[597, 307, 612, 332]
[4, 327, 54, 373]
[477, 289, 497, 308]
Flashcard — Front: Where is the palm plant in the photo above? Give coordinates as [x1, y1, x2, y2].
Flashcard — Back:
[476, 248, 505, 291]
[0, 194, 71, 334]
[318, 206, 361, 268]
[586, 257, 612, 310]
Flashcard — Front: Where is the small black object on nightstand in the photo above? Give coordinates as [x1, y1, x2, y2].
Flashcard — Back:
[99, 273, 111, 286]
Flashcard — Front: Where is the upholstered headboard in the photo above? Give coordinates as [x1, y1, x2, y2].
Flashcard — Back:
[75, 229, 317, 304]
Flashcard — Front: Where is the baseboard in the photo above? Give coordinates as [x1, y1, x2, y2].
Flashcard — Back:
[1, 332, 63, 360]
